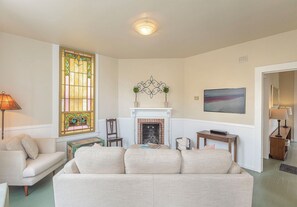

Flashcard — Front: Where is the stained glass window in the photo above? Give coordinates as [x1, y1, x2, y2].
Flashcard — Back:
[59, 48, 95, 136]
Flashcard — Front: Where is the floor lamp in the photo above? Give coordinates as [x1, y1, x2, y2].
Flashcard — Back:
[0, 91, 22, 140]
[270, 108, 288, 137]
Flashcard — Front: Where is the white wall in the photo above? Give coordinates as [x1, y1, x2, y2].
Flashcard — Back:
[98, 55, 118, 119]
[0, 32, 52, 128]
[279, 71, 295, 137]
[263, 73, 279, 159]
[295, 71, 297, 141]
[0, 33, 119, 142]
[118, 59, 185, 118]
[184, 29, 297, 125]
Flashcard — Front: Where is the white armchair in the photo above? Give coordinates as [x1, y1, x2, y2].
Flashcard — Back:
[0, 138, 66, 196]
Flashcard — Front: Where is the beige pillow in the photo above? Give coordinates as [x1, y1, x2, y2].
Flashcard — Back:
[21, 136, 39, 159]
[75, 147, 125, 174]
[125, 149, 181, 174]
[6, 134, 28, 159]
[92, 143, 102, 148]
[181, 149, 232, 174]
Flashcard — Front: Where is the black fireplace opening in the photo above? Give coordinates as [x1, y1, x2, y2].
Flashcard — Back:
[142, 123, 160, 144]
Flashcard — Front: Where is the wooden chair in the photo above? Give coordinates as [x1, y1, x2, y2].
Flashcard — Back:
[106, 118, 123, 147]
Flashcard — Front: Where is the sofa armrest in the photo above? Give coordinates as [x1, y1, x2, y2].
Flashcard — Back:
[228, 161, 241, 174]
[34, 138, 56, 154]
[0, 151, 26, 183]
[64, 159, 80, 174]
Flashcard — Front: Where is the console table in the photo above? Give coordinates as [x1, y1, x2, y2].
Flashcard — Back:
[269, 127, 291, 161]
[197, 130, 238, 162]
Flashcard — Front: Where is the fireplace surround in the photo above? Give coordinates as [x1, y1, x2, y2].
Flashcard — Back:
[137, 118, 164, 144]
[130, 108, 172, 147]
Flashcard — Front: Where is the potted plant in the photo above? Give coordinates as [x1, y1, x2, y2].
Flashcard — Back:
[163, 86, 169, 107]
[133, 86, 140, 107]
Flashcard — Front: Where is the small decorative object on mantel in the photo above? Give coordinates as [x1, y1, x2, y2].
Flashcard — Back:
[133, 86, 140, 107]
[163, 86, 169, 107]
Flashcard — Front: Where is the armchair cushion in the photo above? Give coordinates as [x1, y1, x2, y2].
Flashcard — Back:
[6, 134, 28, 159]
[21, 136, 39, 159]
[23, 152, 65, 178]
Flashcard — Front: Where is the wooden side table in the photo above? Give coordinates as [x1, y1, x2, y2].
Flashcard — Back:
[269, 127, 291, 160]
[197, 130, 238, 162]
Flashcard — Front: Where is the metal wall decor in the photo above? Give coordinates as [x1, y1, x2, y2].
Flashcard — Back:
[136, 76, 167, 98]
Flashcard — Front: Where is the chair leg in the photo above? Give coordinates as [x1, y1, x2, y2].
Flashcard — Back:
[24, 186, 28, 196]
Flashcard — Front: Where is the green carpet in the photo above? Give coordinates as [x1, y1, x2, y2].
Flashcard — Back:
[9, 174, 54, 207]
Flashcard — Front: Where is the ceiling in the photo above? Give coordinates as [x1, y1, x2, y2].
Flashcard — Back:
[1, 0, 297, 58]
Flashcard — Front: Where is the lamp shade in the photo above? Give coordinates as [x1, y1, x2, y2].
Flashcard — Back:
[0, 91, 21, 111]
[270, 108, 288, 120]
[280, 106, 293, 116]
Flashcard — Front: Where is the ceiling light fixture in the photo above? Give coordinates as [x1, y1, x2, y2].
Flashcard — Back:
[134, 18, 158, 36]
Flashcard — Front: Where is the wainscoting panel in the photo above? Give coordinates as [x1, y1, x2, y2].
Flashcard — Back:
[117, 117, 256, 171]
[1, 118, 257, 171]
[2, 124, 53, 139]
[183, 119, 256, 171]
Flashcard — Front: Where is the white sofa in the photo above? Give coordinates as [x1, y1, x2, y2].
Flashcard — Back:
[53, 147, 253, 207]
[0, 137, 66, 196]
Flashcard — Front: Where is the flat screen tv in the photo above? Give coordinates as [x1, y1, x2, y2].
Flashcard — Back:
[204, 88, 246, 114]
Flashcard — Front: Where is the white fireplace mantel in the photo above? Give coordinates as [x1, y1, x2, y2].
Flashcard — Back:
[130, 108, 172, 118]
[130, 108, 172, 147]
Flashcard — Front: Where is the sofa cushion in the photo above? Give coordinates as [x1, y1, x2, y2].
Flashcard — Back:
[181, 149, 232, 174]
[75, 147, 125, 174]
[125, 149, 181, 174]
[21, 136, 39, 159]
[6, 134, 28, 159]
[23, 152, 65, 178]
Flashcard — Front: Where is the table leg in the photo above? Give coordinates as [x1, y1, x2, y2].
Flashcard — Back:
[204, 138, 207, 146]
[228, 139, 232, 159]
[197, 136, 200, 149]
[234, 138, 237, 162]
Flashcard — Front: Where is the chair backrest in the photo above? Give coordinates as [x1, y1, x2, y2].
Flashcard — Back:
[106, 118, 118, 139]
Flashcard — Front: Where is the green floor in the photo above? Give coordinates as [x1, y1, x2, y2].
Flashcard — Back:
[9, 159, 297, 207]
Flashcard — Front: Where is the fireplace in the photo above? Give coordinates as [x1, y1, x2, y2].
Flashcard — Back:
[130, 108, 172, 147]
[138, 119, 164, 144]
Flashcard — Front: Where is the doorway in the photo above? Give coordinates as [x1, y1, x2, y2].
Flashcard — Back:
[255, 61, 297, 172]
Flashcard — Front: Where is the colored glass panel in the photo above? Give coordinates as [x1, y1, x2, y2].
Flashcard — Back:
[59, 48, 95, 136]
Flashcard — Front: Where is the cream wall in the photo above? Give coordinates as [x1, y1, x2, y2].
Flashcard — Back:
[98, 55, 118, 119]
[263, 73, 279, 158]
[0, 32, 119, 135]
[118, 59, 184, 118]
[184, 29, 297, 125]
[279, 71, 295, 137]
[0, 32, 52, 128]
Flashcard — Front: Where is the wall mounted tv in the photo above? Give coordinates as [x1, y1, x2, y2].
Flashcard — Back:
[204, 88, 246, 114]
